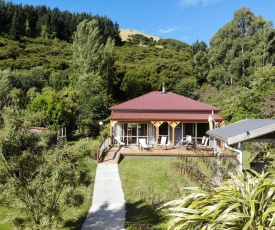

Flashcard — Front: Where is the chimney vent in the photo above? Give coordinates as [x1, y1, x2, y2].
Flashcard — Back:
[162, 83, 166, 94]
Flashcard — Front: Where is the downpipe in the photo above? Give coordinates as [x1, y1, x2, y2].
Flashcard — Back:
[224, 143, 243, 172]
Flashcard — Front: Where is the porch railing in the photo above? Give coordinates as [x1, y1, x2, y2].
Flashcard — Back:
[97, 136, 111, 162]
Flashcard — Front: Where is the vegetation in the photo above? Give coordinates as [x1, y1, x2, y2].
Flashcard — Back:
[1, 1, 275, 229]
[161, 170, 275, 230]
[1, 5, 275, 134]
[0, 108, 95, 229]
[119, 155, 250, 229]
[119, 158, 193, 229]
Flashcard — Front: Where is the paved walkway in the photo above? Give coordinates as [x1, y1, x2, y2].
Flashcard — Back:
[81, 163, 125, 230]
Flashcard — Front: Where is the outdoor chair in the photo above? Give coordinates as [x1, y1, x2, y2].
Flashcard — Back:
[138, 138, 150, 151]
[114, 136, 126, 147]
[157, 136, 168, 149]
[195, 138, 214, 155]
[197, 136, 206, 146]
[181, 135, 194, 150]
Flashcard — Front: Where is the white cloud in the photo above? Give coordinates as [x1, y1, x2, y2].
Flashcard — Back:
[180, 0, 223, 7]
[158, 28, 175, 34]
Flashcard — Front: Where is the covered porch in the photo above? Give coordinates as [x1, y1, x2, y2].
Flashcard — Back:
[109, 88, 224, 148]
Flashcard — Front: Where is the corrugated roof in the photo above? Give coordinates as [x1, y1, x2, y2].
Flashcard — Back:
[109, 91, 221, 112]
[110, 112, 223, 122]
[207, 119, 275, 145]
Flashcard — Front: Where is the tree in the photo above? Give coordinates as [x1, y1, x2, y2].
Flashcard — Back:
[174, 76, 198, 99]
[9, 9, 20, 40]
[249, 16, 275, 68]
[208, 8, 275, 88]
[0, 108, 91, 229]
[261, 93, 275, 118]
[28, 86, 79, 131]
[71, 19, 114, 122]
[161, 170, 275, 230]
[0, 70, 13, 109]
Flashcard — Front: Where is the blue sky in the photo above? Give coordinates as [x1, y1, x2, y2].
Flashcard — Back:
[10, 0, 275, 45]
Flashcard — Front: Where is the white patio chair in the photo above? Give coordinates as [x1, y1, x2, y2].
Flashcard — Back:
[197, 136, 206, 146]
[195, 138, 214, 155]
[157, 136, 168, 149]
[179, 135, 194, 150]
[114, 136, 126, 147]
[138, 138, 150, 151]
[183, 135, 193, 145]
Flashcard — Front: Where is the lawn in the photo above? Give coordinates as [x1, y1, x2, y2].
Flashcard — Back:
[119, 153, 252, 229]
[119, 157, 195, 229]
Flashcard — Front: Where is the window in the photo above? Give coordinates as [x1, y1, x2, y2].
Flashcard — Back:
[197, 123, 209, 137]
[115, 122, 148, 145]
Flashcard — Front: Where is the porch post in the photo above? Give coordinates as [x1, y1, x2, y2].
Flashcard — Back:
[168, 121, 180, 148]
[151, 121, 163, 145]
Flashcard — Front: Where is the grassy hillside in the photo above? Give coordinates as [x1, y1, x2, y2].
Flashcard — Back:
[120, 29, 160, 42]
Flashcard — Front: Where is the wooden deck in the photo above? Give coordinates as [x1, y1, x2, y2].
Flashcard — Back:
[100, 145, 237, 164]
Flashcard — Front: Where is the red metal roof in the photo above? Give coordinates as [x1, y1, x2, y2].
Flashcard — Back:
[109, 91, 223, 122]
[109, 91, 221, 112]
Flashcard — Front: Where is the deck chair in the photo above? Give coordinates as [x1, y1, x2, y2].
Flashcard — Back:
[195, 138, 214, 155]
[114, 136, 126, 147]
[183, 135, 192, 145]
[157, 136, 168, 149]
[138, 138, 150, 151]
[197, 136, 206, 146]
[181, 135, 194, 150]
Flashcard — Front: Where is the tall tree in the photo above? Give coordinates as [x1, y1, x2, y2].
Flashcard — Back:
[191, 40, 209, 85]
[208, 8, 275, 87]
[71, 19, 114, 122]
[9, 9, 20, 40]
[0, 70, 12, 109]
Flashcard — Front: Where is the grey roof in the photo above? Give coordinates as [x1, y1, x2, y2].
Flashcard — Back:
[206, 119, 275, 145]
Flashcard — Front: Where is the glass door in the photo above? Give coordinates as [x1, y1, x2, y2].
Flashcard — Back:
[159, 122, 168, 144]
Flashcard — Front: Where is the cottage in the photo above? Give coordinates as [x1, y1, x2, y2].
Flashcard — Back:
[109, 84, 224, 147]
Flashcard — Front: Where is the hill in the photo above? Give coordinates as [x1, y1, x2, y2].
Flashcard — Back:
[120, 29, 160, 42]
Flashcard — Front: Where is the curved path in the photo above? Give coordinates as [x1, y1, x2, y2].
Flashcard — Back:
[81, 162, 125, 230]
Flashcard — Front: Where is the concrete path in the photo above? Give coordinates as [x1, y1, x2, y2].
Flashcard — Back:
[81, 163, 125, 230]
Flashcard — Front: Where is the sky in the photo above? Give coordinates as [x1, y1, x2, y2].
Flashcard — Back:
[9, 0, 275, 45]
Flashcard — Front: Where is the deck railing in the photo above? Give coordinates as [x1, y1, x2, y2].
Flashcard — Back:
[97, 136, 111, 162]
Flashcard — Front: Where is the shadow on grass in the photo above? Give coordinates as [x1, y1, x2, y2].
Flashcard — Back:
[62, 213, 87, 230]
[125, 200, 166, 229]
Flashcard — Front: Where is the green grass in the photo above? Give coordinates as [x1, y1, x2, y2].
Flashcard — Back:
[0, 206, 17, 230]
[119, 154, 252, 229]
[119, 157, 191, 229]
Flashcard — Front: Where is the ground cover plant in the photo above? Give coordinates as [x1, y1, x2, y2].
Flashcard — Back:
[161, 169, 275, 230]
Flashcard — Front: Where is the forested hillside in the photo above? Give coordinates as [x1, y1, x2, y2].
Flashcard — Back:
[1, 1, 275, 137]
